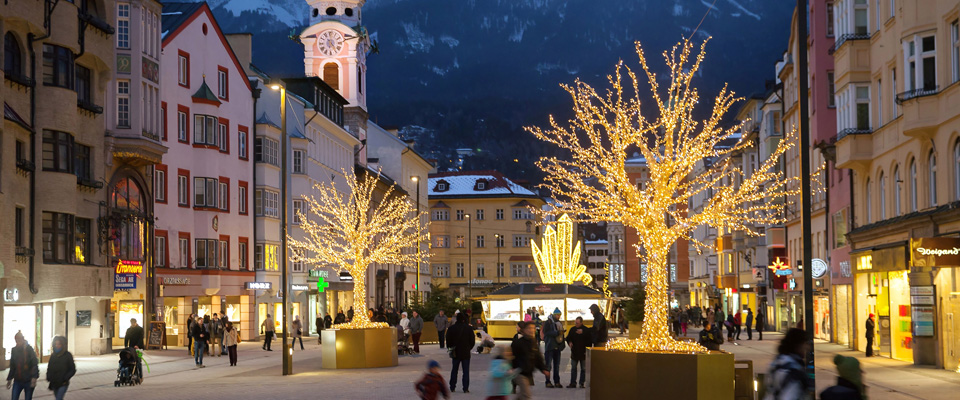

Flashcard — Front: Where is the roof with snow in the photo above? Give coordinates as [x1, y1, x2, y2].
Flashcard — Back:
[160, 2, 203, 39]
[428, 171, 540, 199]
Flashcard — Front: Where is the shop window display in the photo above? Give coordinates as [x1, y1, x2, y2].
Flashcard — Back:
[117, 301, 144, 338]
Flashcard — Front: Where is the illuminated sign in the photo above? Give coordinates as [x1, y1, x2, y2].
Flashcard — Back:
[811, 258, 828, 279]
[161, 277, 190, 285]
[291, 284, 309, 291]
[768, 257, 792, 276]
[245, 282, 272, 290]
[856, 255, 872, 271]
[308, 269, 330, 278]
[115, 274, 136, 290]
[116, 260, 144, 274]
[912, 238, 960, 267]
[317, 277, 330, 292]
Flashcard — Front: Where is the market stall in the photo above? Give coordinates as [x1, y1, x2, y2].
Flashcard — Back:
[479, 283, 612, 339]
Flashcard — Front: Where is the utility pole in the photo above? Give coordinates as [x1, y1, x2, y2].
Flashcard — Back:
[271, 82, 292, 376]
[412, 175, 421, 302]
[495, 234, 501, 284]
[796, 0, 816, 391]
[466, 214, 472, 293]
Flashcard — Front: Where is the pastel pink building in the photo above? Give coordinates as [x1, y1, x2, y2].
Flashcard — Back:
[154, 2, 256, 343]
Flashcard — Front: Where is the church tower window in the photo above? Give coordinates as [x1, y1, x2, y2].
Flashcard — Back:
[323, 63, 339, 91]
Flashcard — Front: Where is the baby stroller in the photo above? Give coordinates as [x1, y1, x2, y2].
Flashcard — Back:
[115, 348, 143, 386]
[396, 325, 414, 356]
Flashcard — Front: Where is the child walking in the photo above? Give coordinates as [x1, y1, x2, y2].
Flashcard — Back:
[487, 345, 519, 400]
[415, 360, 451, 400]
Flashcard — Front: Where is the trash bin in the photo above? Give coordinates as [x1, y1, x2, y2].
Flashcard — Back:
[734, 359, 755, 400]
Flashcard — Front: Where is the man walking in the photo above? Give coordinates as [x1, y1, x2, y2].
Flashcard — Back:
[511, 321, 550, 400]
[6, 331, 38, 400]
[565, 317, 591, 388]
[865, 313, 875, 357]
[734, 310, 742, 340]
[434, 310, 449, 349]
[124, 318, 145, 350]
[191, 316, 208, 367]
[316, 313, 324, 344]
[409, 311, 424, 354]
[209, 314, 223, 356]
[542, 308, 564, 388]
[755, 308, 765, 341]
[745, 308, 754, 340]
[261, 313, 275, 351]
[220, 312, 230, 355]
[446, 312, 475, 393]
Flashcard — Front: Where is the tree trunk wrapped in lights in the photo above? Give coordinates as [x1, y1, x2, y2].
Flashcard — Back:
[528, 39, 800, 353]
[288, 170, 428, 329]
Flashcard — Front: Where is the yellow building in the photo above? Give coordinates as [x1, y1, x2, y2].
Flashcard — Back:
[834, 0, 960, 370]
[428, 171, 546, 298]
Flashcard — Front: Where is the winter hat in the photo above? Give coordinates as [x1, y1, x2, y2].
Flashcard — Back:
[553, 308, 562, 315]
[427, 360, 441, 370]
[833, 354, 863, 391]
[869, 313, 875, 318]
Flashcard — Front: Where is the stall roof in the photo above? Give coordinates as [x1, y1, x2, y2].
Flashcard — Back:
[488, 283, 602, 296]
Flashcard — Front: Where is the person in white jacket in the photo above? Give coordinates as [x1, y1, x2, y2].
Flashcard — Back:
[400, 312, 411, 334]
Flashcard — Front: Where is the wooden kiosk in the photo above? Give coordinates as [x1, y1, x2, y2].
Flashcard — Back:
[479, 283, 611, 339]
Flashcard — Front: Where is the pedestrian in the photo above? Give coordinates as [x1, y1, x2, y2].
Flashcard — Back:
[756, 308, 765, 341]
[476, 329, 496, 354]
[209, 314, 223, 356]
[410, 311, 424, 354]
[511, 321, 550, 400]
[726, 313, 735, 342]
[734, 310, 742, 340]
[745, 308, 754, 340]
[291, 315, 304, 350]
[223, 321, 239, 366]
[324, 313, 333, 329]
[261, 313, 275, 351]
[124, 318, 145, 350]
[186, 313, 196, 355]
[434, 310, 449, 349]
[487, 346, 518, 400]
[715, 306, 725, 336]
[220, 312, 230, 356]
[415, 360, 451, 400]
[865, 313, 875, 357]
[698, 321, 724, 351]
[335, 309, 346, 324]
[820, 355, 865, 400]
[446, 312, 476, 393]
[679, 309, 689, 336]
[589, 304, 608, 346]
[617, 307, 627, 334]
[542, 308, 564, 388]
[763, 328, 812, 400]
[565, 316, 591, 388]
[45, 336, 75, 400]
[400, 312, 411, 335]
[316, 313, 324, 344]
[191, 316, 208, 368]
[348, 306, 355, 322]
[202, 315, 213, 355]
[6, 331, 38, 400]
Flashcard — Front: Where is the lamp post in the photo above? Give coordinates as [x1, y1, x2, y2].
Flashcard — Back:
[796, 0, 816, 391]
[411, 175, 421, 302]
[466, 214, 472, 293]
[495, 234, 501, 284]
[270, 82, 292, 376]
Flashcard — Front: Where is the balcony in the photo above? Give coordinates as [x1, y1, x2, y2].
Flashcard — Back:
[107, 132, 168, 167]
[16, 158, 35, 174]
[15, 246, 34, 262]
[77, 176, 104, 191]
[896, 86, 939, 104]
[829, 33, 871, 55]
[79, 12, 115, 35]
[897, 85, 945, 138]
[4, 72, 35, 88]
[835, 128, 874, 170]
[77, 98, 104, 115]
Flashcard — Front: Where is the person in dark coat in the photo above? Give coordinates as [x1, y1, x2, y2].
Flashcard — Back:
[542, 309, 564, 388]
[511, 321, 549, 399]
[347, 307, 354, 322]
[821, 354, 865, 400]
[124, 318, 145, 350]
[755, 309, 765, 341]
[191, 316, 209, 367]
[865, 313, 875, 357]
[6, 331, 39, 400]
[335, 310, 346, 324]
[745, 308, 754, 340]
[316, 314, 324, 344]
[698, 321, 724, 351]
[324, 313, 333, 329]
[46, 336, 75, 400]
[589, 304, 608, 346]
[445, 312, 476, 393]
[565, 317, 591, 388]
[186, 314, 196, 355]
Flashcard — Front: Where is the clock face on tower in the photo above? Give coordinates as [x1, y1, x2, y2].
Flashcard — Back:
[316, 30, 344, 56]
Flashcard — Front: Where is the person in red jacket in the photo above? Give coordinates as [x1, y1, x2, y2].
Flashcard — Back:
[415, 360, 450, 400]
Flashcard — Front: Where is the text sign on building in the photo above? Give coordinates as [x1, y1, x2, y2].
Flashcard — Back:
[245, 282, 272, 290]
[115, 274, 137, 290]
[116, 260, 143, 275]
[291, 284, 309, 291]
[912, 306, 935, 336]
[909, 286, 935, 305]
[161, 277, 190, 285]
[308, 269, 329, 278]
[470, 279, 494, 286]
[911, 237, 960, 267]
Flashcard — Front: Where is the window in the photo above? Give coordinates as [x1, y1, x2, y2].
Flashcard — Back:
[436, 182, 448, 191]
[476, 263, 485, 278]
[42, 212, 74, 263]
[855, 86, 870, 130]
[75, 65, 91, 105]
[255, 189, 280, 218]
[456, 235, 465, 248]
[195, 238, 218, 268]
[827, 72, 836, 107]
[155, 167, 166, 202]
[434, 264, 450, 277]
[497, 262, 505, 277]
[15, 207, 25, 247]
[854, 0, 868, 35]
[73, 143, 91, 181]
[292, 260, 304, 273]
[115, 80, 131, 128]
[826, 3, 835, 37]
[193, 177, 218, 208]
[905, 35, 937, 92]
[42, 44, 73, 88]
[4, 32, 24, 77]
[74, 217, 91, 264]
[238, 239, 248, 270]
[891, 68, 898, 116]
[513, 208, 531, 220]
[239, 182, 248, 215]
[475, 209, 484, 220]
[929, 151, 937, 207]
[219, 239, 229, 269]
[155, 235, 166, 267]
[178, 51, 189, 86]
[951, 20, 959, 84]
[217, 67, 228, 99]
[238, 127, 249, 160]
[877, 79, 883, 124]
[218, 122, 228, 152]
[218, 180, 228, 211]
[456, 263, 464, 278]
[179, 236, 189, 268]
[477, 181, 486, 190]
[254, 137, 279, 165]
[433, 235, 449, 248]
[293, 150, 305, 173]
[513, 235, 531, 247]
[177, 172, 189, 206]
[431, 210, 449, 221]
[495, 235, 504, 248]
[889, 0, 894, 18]
[511, 263, 532, 277]
[893, 166, 902, 216]
[177, 108, 188, 142]
[193, 115, 218, 146]
[293, 199, 304, 224]
[879, 171, 887, 219]
[875, 0, 881, 32]
[161, 102, 168, 140]
[476, 235, 485, 248]
[117, 3, 130, 48]
[495, 209, 504, 220]
[456, 210, 464, 220]
[255, 244, 263, 270]
[865, 178, 872, 223]
[909, 158, 918, 212]
[42, 130, 73, 173]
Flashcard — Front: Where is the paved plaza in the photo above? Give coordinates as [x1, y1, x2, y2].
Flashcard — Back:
[4, 330, 958, 400]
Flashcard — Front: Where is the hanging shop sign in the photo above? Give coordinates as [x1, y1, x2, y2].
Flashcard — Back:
[291, 284, 309, 291]
[811, 258, 828, 279]
[245, 282, 272, 290]
[911, 237, 960, 267]
[115, 273, 137, 290]
[161, 277, 191, 285]
[768, 257, 793, 276]
[909, 286, 935, 305]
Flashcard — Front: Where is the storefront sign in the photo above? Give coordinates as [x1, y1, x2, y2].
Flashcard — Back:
[912, 237, 960, 267]
[291, 284, 309, 291]
[811, 258, 828, 279]
[912, 306, 935, 336]
[839, 261, 852, 278]
[115, 274, 137, 290]
[245, 282, 272, 290]
[3, 288, 19, 302]
[768, 257, 792, 276]
[533, 285, 554, 293]
[116, 259, 143, 274]
[909, 286, 935, 305]
[161, 277, 191, 285]
[308, 269, 330, 278]
[317, 277, 330, 292]
[470, 279, 494, 286]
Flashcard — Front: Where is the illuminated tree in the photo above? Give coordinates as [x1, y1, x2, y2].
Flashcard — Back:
[528, 40, 799, 352]
[533, 214, 593, 286]
[288, 170, 429, 329]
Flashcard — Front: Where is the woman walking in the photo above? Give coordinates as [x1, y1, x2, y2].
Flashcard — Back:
[46, 336, 75, 400]
[291, 315, 304, 351]
[223, 322, 239, 366]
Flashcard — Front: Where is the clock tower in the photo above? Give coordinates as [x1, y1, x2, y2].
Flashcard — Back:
[302, 0, 370, 159]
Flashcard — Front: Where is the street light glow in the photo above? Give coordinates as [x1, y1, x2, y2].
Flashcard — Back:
[271, 84, 281, 90]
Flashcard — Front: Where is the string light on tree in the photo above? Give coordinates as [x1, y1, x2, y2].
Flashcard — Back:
[532, 214, 593, 286]
[287, 170, 429, 330]
[528, 39, 801, 353]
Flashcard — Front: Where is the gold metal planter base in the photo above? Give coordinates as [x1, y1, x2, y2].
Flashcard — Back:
[589, 349, 734, 400]
[321, 327, 398, 369]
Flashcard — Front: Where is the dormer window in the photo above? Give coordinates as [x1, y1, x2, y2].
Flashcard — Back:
[435, 180, 449, 192]
[474, 179, 489, 191]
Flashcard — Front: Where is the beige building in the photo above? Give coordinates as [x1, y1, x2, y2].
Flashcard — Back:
[834, 0, 960, 370]
[2, 0, 117, 364]
[427, 171, 545, 298]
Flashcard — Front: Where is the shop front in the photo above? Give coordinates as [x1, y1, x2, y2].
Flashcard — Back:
[479, 283, 611, 339]
[306, 269, 355, 333]
[156, 268, 256, 345]
[853, 246, 914, 363]
[111, 260, 147, 348]
[911, 237, 960, 370]
[830, 251, 854, 347]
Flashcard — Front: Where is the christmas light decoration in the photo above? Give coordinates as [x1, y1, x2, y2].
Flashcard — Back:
[287, 170, 429, 330]
[529, 39, 800, 353]
[533, 214, 593, 285]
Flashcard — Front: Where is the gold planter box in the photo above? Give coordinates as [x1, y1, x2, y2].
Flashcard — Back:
[321, 327, 398, 369]
[420, 321, 439, 343]
[628, 321, 642, 339]
[589, 349, 734, 400]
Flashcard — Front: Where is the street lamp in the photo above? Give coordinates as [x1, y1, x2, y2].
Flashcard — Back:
[270, 82, 292, 376]
[411, 175, 421, 302]
[495, 234, 501, 284]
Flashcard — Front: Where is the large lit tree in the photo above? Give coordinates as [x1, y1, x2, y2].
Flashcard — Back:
[529, 40, 799, 352]
[288, 170, 428, 329]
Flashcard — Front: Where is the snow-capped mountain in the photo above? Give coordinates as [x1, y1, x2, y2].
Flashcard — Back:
[187, 0, 794, 178]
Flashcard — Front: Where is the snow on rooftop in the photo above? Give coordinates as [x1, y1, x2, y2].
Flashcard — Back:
[428, 173, 536, 197]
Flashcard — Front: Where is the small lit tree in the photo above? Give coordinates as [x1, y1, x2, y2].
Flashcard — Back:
[288, 170, 428, 329]
[529, 39, 799, 352]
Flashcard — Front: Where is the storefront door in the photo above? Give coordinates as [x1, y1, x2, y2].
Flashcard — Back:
[3, 305, 37, 360]
[834, 285, 852, 346]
